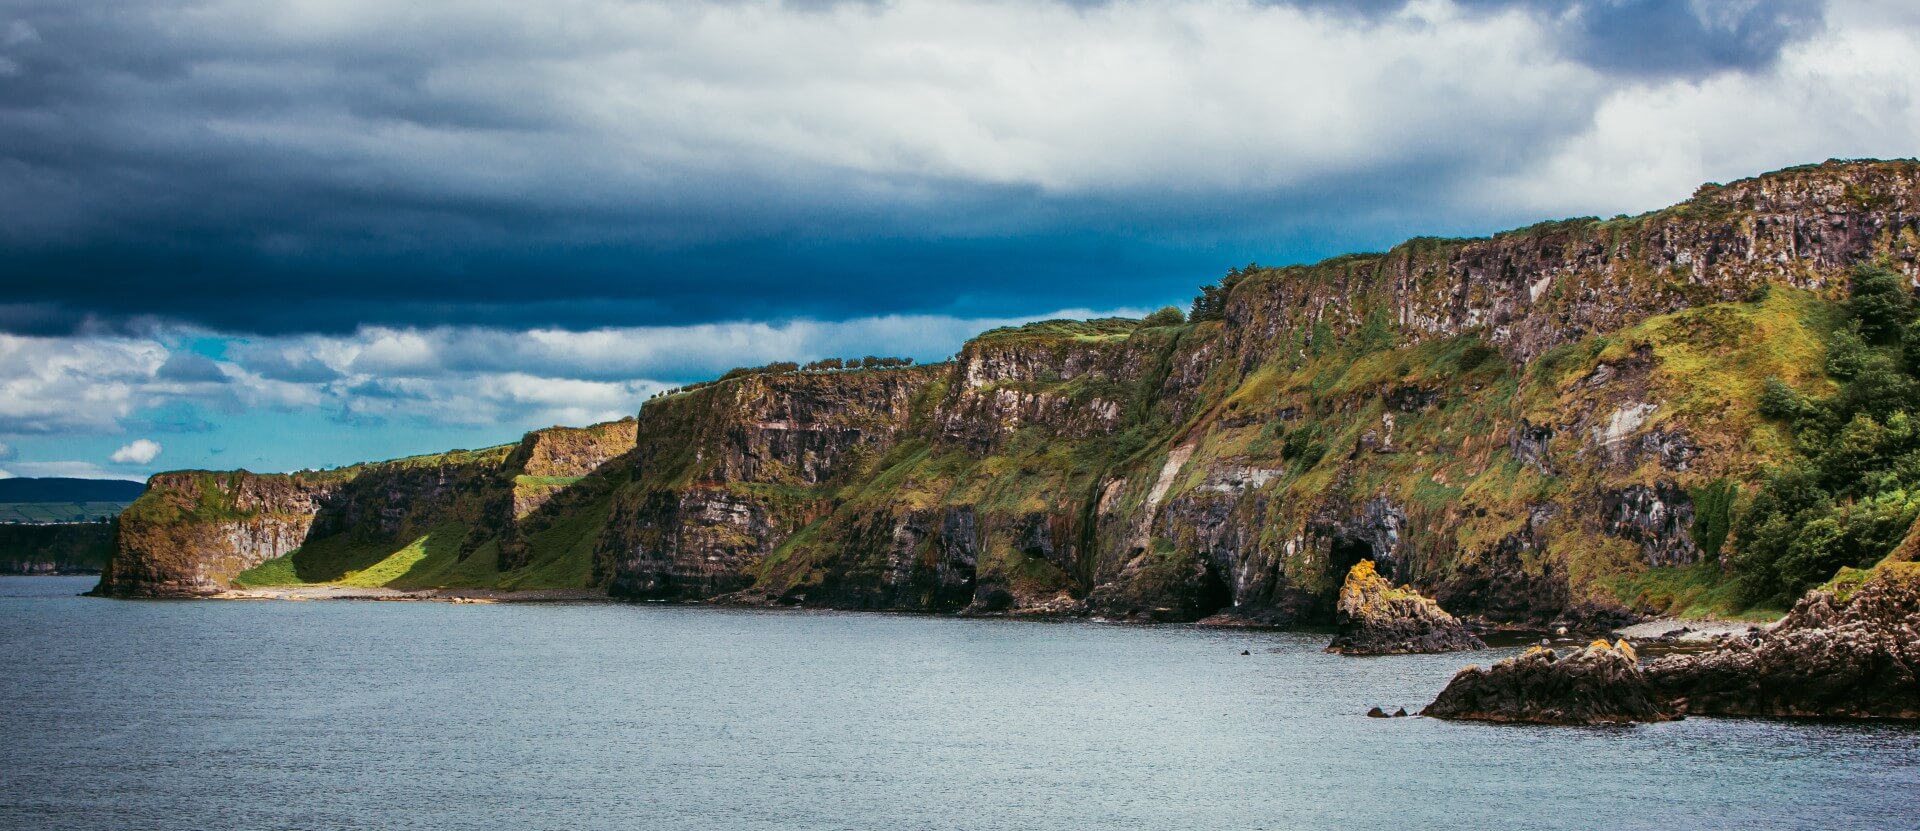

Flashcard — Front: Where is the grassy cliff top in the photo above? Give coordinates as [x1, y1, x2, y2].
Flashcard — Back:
[1256, 157, 1920, 280]
[970, 317, 1144, 344]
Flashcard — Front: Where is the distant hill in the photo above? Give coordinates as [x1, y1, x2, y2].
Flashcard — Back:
[0, 478, 145, 503]
[0, 478, 145, 524]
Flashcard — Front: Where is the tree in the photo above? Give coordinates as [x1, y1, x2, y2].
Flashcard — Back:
[1846, 264, 1915, 344]
[1190, 263, 1260, 322]
[1141, 306, 1185, 327]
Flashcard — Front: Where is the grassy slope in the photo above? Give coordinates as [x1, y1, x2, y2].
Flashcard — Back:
[230, 438, 618, 592]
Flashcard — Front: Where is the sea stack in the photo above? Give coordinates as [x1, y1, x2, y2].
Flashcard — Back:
[1326, 560, 1485, 655]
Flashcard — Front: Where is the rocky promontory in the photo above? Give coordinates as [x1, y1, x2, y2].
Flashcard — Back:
[1424, 565, 1920, 724]
[1326, 561, 1485, 654]
[1421, 639, 1672, 724]
[1646, 565, 1920, 719]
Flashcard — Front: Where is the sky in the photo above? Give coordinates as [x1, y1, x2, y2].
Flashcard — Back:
[1, 0, 1918, 480]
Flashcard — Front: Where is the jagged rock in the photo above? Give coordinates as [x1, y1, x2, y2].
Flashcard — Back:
[1646, 566, 1920, 719]
[1326, 561, 1485, 655]
[1508, 418, 1555, 474]
[1427, 567, 1920, 724]
[1601, 481, 1701, 567]
[1422, 639, 1675, 725]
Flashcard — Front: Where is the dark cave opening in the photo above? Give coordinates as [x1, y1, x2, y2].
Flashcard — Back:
[1330, 537, 1375, 583]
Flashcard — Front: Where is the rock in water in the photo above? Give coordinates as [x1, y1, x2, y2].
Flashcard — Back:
[1326, 561, 1486, 655]
[1423, 566, 1920, 724]
[1422, 640, 1674, 725]
[1646, 565, 1920, 720]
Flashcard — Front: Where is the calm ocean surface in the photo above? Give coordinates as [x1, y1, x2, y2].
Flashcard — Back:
[2, 575, 1915, 831]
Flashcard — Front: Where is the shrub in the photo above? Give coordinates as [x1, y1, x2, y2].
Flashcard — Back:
[1141, 306, 1186, 327]
[1845, 263, 1915, 344]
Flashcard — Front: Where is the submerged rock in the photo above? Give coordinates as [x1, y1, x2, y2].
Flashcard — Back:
[1422, 639, 1674, 725]
[1646, 566, 1920, 720]
[1326, 561, 1485, 655]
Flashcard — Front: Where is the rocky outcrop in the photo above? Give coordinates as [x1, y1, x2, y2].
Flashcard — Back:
[1645, 566, 1920, 719]
[594, 368, 939, 601]
[1422, 639, 1674, 725]
[1425, 566, 1920, 724]
[1326, 561, 1484, 654]
[93, 471, 347, 597]
[1601, 482, 1700, 567]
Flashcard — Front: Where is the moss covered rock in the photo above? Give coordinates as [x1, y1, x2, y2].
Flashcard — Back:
[1326, 561, 1485, 654]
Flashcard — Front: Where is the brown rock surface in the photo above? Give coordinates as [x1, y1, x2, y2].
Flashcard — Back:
[1326, 561, 1485, 654]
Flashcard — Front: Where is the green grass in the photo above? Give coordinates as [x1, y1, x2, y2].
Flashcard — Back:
[234, 522, 472, 588]
[1608, 564, 1784, 621]
[494, 496, 611, 590]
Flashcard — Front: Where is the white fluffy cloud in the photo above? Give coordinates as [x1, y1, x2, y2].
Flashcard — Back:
[109, 439, 163, 465]
[0, 335, 168, 434]
[0, 306, 1139, 438]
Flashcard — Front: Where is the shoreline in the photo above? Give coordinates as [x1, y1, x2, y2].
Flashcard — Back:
[207, 585, 607, 603]
[69, 577, 1779, 641]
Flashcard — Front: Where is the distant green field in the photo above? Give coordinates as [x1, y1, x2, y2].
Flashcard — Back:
[0, 502, 133, 523]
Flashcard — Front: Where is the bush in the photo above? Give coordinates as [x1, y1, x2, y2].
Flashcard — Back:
[1733, 269, 1920, 603]
[1690, 479, 1737, 558]
[1757, 377, 1808, 420]
[1845, 263, 1915, 344]
[1825, 326, 1870, 379]
[1141, 306, 1185, 327]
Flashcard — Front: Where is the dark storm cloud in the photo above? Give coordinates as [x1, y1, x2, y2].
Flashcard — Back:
[1286, 0, 1825, 75]
[0, 0, 1832, 336]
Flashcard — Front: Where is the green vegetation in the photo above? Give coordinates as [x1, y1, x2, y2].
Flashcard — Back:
[1140, 306, 1185, 327]
[1609, 564, 1782, 620]
[1734, 264, 1920, 605]
[0, 521, 116, 571]
[1189, 263, 1260, 322]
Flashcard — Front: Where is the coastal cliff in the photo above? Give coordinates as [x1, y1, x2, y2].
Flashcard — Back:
[95, 159, 1920, 626]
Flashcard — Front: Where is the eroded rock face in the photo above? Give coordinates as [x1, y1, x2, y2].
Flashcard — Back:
[1422, 640, 1674, 724]
[595, 368, 938, 601]
[94, 472, 346, 597]
[1646, 568, 1920, 719]
[1601, 482, 1701, 567]
[1326, 561, 1485, 655]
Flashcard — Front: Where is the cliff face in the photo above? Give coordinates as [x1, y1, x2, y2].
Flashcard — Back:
[594, 367, 941, 600]
[96, 471, 345, 596]
[91, 425, 635, 596]
[96, 159, 1920, 620]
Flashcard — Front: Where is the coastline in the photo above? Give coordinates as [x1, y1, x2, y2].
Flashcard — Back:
[118, 579, 1778, 643]
[206, 585, 607, 603]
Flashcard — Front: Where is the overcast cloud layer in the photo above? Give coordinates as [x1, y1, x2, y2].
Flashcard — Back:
[1, 0, 1918, 476]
